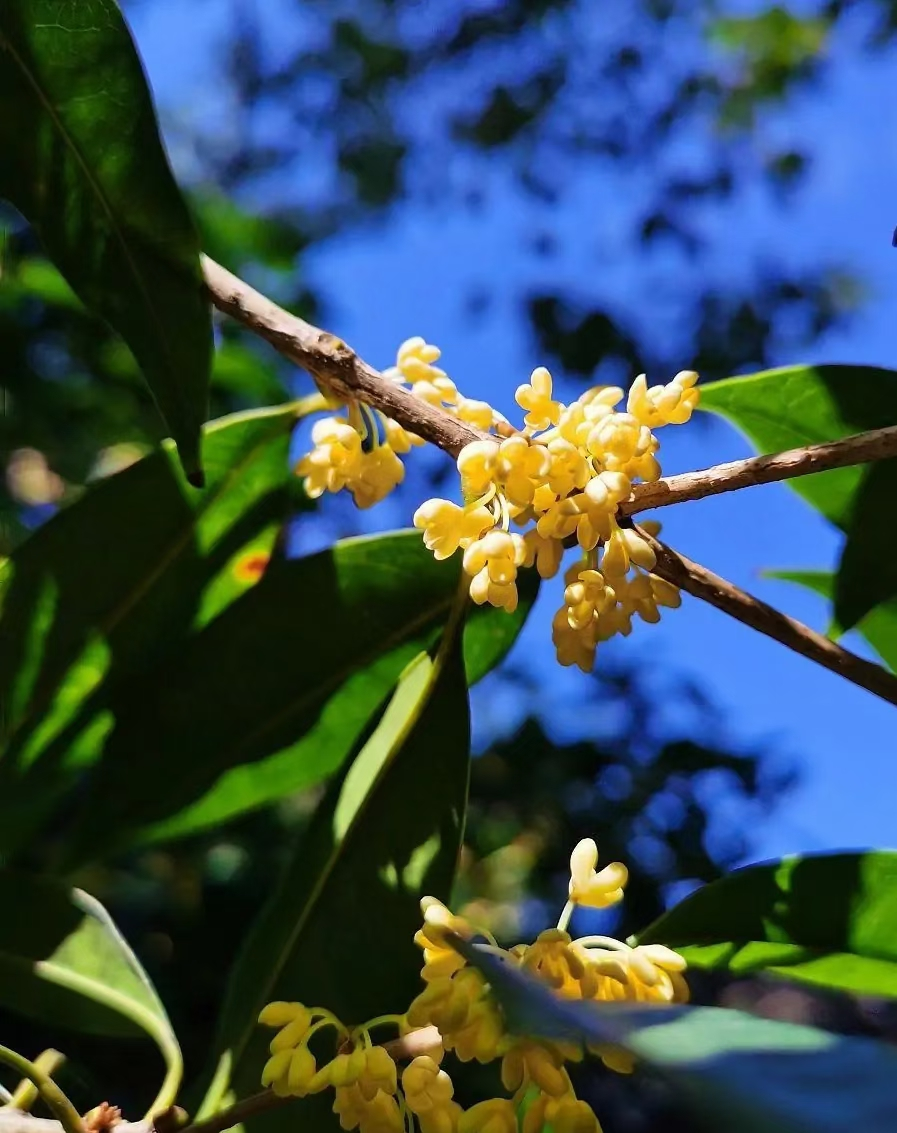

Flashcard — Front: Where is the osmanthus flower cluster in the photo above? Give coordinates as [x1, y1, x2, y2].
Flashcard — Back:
[295, 336, 699, 673]
[257, 839, 688, 1133]
[296, 337, 495, 509]
[414, 365, 698, 672]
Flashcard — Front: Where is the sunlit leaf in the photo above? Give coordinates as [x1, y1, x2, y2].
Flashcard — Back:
[639, 851, 897, 999]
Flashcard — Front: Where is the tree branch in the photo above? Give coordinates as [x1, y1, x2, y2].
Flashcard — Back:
[201, 256, 489, 458]
[619, 427, 897, 517]
[202, 256, 897, 514]
[641, 529, 897, 707]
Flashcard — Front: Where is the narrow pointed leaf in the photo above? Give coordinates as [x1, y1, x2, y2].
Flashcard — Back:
[0, 0, 211, 477]
[203, 623, 471, 1123]
[0, 871, 180, 1086]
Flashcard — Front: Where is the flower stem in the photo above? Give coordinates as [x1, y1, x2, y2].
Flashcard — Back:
[0, 1046, 83, 1133]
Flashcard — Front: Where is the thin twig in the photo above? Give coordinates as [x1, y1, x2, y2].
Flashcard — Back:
[202, 256, 489, 458]
[641, 530, 897, 707]
[202, 256, 897, 513]
[620, 426, 897, 517]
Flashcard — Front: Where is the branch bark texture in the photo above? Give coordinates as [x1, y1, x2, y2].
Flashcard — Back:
[642, 531, 897, 708]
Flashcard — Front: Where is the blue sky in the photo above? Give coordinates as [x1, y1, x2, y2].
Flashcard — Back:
[133, 2, 897, 866]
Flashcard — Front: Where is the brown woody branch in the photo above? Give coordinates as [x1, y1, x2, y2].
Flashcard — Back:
[201, 255, 897, 704]
[641, 530, 897, 708]
[201, 255, 897, 511]
[619, 426, 897, 517]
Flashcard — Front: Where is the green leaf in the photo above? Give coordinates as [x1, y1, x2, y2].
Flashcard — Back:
[0, 870, 180, 1099]
[700, 365, 897, 630]
[139, 566, 534, 845]
[0, 404, 302, 853]
[200, 618, 471, 1122]
[458, 940, 897, 1133]
[57, 534, 536, 862]
[0, 1, 211, 479]
[766, 568, 897, 673]
[638, 851, 897, 999]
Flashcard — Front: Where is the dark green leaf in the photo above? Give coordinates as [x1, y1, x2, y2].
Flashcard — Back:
[140, 565, 534, 844]
[0, 870, 180, 1086]
[701, 365, 897, 628]
[201, 625, 471, 1123]
[58, 535, 535, 862]
[766, 568, 897, 673]
[0, 404, 302, 853]
[0, 1, 211, 478]
[638, 851, 897, 999]
[459, 940, 897, 1133]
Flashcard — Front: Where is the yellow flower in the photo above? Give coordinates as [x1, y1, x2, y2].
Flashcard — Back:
[413, 499, 493, 560]
[334, 1083, 403, 1133]
[563, 568, 615, 632]
[456, 397, 495, 431]
[459, 1098, 517, 1133]
[522, 529, 563, 579]
[588, 1043, 636, 1075]
[261, 1044, 321, 1097]
[457, 440, 499, 496]
[383, 416, 422, 452]
[600, 521, 656, 578]
[544, 437, 590, 498]
[297, 416, 363, 498]
[501, 1039, 568, 1096]
[516, 366, 562, 431]
[258, 1001, 312, 1029]
[349, 446, 406, 509]
[568, 839, 628, 909]
[444, 997, 505, 1063]
[551, 606, 597, 673]
[495, 436, 551, 507]
[623, 943, 689, 1003]
[627, 370, 699, 428]
[402, 1055, 454, 1114]
[412, 374, 461, 410]
[585, 412, 653, 474]
[463, 530, 527, 613]
[419, 1103, 463, 1133]
[545, 1096, 603, 1133]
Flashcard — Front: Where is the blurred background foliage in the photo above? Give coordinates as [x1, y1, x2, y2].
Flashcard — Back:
[4, 0, 895, 1114]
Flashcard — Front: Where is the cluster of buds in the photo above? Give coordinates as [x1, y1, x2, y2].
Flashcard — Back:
[295, 336, 699, 671]
[258, 839, 688, 1133]
[296, 338, 497, 509]
[414, 363, 699, 672]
